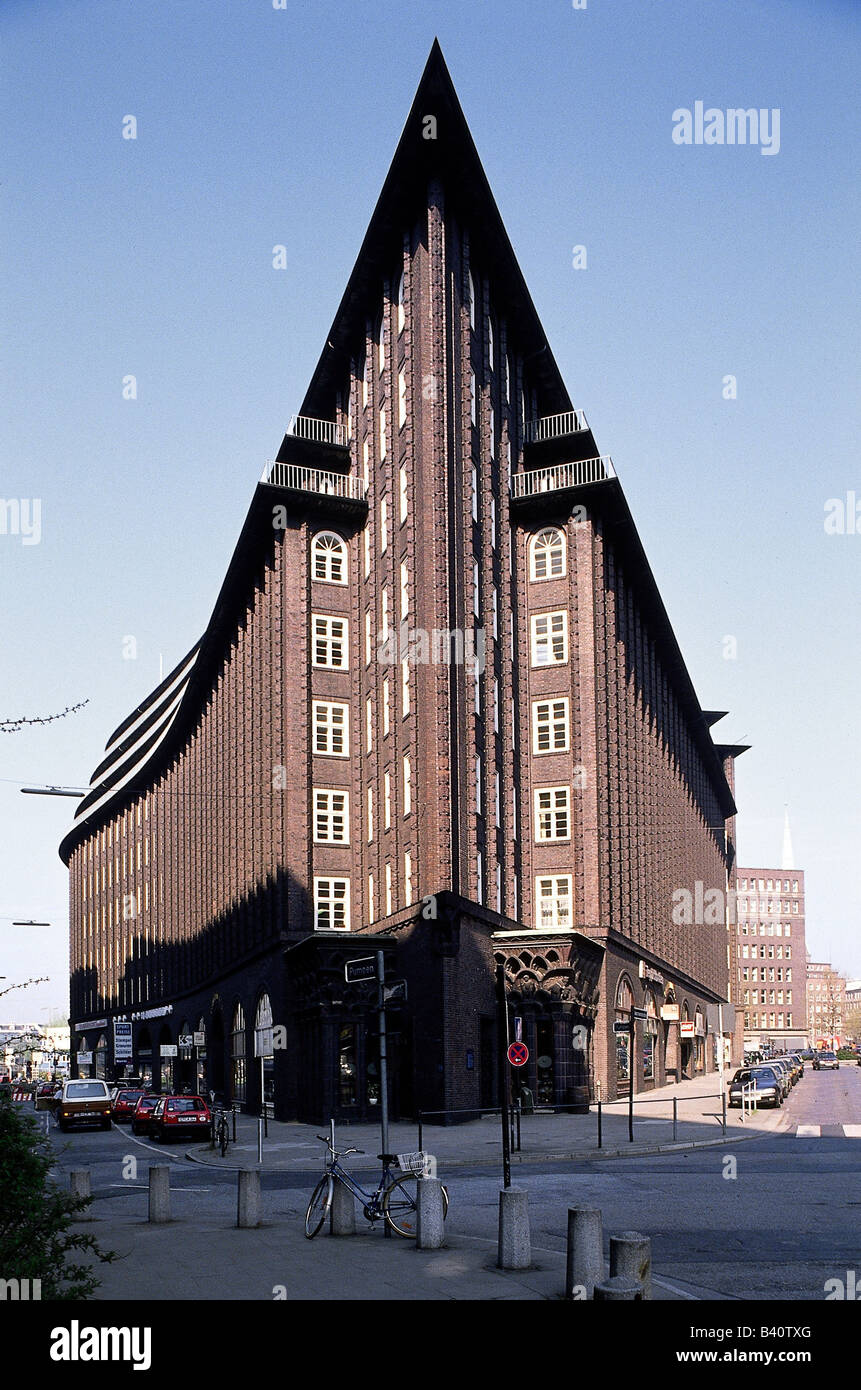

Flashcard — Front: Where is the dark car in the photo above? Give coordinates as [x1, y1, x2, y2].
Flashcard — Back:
[728, 1066, 783, 1107]
[813, 1050, 839, 1071]
[111, 1089, 147, 1123]
[131, 1093, 160, 1135]
[148, 1095, 212, 1143]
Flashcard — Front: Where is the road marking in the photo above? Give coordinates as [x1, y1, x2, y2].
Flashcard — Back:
[843, 1125, 861, 1138]
[795, 1125, 821, 1137]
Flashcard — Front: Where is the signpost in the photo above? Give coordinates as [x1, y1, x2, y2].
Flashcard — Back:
[496, 963, 512, 1188]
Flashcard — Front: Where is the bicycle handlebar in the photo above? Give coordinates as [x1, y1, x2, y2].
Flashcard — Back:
[314, 1135, 365, 1157]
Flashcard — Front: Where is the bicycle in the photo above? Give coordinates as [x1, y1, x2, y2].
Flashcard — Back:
[305, 1132, 449, 1238]
[211, 1107, 230, 1156]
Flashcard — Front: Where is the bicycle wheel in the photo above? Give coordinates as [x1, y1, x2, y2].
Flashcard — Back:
[217, 1119, 229, 1156]
[383, 1172, 450, 1236]
[305, 1174, 333, 1238]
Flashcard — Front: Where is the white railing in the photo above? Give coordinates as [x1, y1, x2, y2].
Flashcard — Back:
[261, 462, 367, 501]
[524, 410, 589, 444]
[739, 1080, 758, 1122]
[511, 456, 615, 498]
[286, 415, 348, 448]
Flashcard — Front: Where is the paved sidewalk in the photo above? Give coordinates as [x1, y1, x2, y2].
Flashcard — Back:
[187, 1073, 785, 1174]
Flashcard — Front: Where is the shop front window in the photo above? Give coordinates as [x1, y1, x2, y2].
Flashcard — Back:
[536, 1019, 555, 1104]
[231, 1004, 246, 1103]
[615, 976, 634, 1091]
[339, 1025, 357, 1107]
[255, 995, 275, 1105]
[94, 1033, 107, 1080]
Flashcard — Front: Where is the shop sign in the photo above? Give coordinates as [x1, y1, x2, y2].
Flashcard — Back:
[661, 1004, 680, 1021]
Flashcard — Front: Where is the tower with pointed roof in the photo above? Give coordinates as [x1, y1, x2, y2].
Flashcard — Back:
[61, 44, 743, 1115]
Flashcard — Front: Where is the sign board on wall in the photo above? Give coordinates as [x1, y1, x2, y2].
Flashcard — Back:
[113, 1021, 133, 1062]
[160, 1044, 178, 1057]
[679, 1022, 696, 1038]
[661, 1004, 680, 1021]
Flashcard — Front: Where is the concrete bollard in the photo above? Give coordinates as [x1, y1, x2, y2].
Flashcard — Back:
[416, 1177, 445, 1250]
[236, 1168, 262, 1229]
[610, 1230, 651, 1300]
[148, 1165, 171, 1224]
[566, 1206, 603, 1300]
[69, 1169, 91, 1202]
[331, 1175, 356, 1236]
[594, 1275, 643, 1301]
[497, 1187, 530, 1270]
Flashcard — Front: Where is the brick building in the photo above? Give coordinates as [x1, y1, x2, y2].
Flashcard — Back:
[730, 866, 807, 1051]
[806, 960, 845, 1049]
[60, 44, 743, 1119]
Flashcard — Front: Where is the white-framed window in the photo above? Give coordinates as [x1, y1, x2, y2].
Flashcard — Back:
[385, 863, 393, 915]
[377, 317, 385, 374]
[489, 407, 495, 458]
[488, 317, 494, 371]
[362, 437, 370, 487]
[505, 354, 511, 403]
[381, 586, 389, 641]
[384, 772, 391, 829]
[490, 498, 496, 548]
[314, 877, 350, 932]
[534, 787, 571, 842]
[397, 271, 405, 335]
[367, 786, 374, 842]
[495, 773, 500, 827]
[531, 610, 569, 666]
[398, 370, 407, 428]
[312, 615, 348, 669]
[380, 407, 387, 461]
[530, 527, 566, 580]
[473, 560, 480, 617]
[365, 697, 373, 752]
[399, 465, 408, 522]
[468, 269, 476, 329]
[404, 852, 413, 906]
[493, 678, 499, 732]
[400, 562, 409, 619]
[361, 354, 369, 408]
[313, 789, 349, 844]
[312, 700, 350, 757]
[470, 373, 476, 427]
[471, 466, 478, 521]
[476, 851, 483, 904]
[403, 756, 412, 814]
[492, 588, 498, 639]
[365, 610, 372, 665]
[383, 679, 390, 736]
[311, 531, 348, 584]
[536, 874, 572, 929]
[368, 873, 375, 923]
[532, 698, 570, 753]
[380, 497, 388, 552]
[363, 527, 370, 578]
[401, 659, 410, 716]
[474, 665, 480, 714]
[496, 864, 502, 913]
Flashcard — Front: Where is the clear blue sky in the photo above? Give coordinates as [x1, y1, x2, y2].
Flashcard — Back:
[1, 0, 859, 1022]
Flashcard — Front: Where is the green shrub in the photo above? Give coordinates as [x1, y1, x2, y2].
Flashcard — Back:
[0, 1094, 115, 1299]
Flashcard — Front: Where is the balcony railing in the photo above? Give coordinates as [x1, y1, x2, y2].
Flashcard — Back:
[286, 415, 349, 448]
[511, 456, 615, 499]
[261, 462, 368, 501]
[523, 410, 589, 445]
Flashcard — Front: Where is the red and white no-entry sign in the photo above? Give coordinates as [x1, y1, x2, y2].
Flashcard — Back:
[507, 1041, 529, 1067]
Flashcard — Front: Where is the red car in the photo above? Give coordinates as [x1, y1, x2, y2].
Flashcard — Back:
[111, 1088, 148, 1122]
[148, 1095, 212, 1143]
[131, 1094, 161, 1135]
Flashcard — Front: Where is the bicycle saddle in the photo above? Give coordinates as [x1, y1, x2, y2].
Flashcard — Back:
[377, 1153, 398, 1163]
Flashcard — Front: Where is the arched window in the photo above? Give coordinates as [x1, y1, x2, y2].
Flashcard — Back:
[530, 527, 566, 581]
[397, 271, 405, 335]
[231, 1003, 246, 1103]
[255, 994, 275, 1106]
[312, 532, 347, 584]
[615, 976, 634, 1091]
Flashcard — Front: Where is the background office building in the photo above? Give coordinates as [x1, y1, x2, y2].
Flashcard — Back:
[731, 866, 807, 1051]
[61, 45, 742, 1119]
[806, 959, 846, 1049]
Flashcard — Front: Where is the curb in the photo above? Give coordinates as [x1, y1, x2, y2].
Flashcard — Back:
[183, 1123, 778, 1173]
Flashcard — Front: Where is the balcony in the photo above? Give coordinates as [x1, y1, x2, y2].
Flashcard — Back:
[287, 415, 349, 449]
[260, 462, 368, 517]
[511, 455, 616, 502]
[523, 410, 589, 445]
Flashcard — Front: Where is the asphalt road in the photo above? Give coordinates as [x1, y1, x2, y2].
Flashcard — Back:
[36, 1064, 861, 1301]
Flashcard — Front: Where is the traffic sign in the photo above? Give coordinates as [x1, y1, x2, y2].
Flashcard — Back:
[383, 980, 407, 1003]
[344, 957, 376, 983]
[613, 1021, 632, 1034]
[178, 1034, 194, 1047]
[507, 1041, 529, 1067]
[632, 1008, 648, 1020]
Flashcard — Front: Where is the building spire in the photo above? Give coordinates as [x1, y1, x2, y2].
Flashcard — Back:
[781, 805, 794, 870]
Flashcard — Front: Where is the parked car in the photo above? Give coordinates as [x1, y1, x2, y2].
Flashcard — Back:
[728, 1066, 783, 1108]
[775, 1054, 801, 1084]
[111, 1089, 147, 1123]
[56, 1079, 113, 1131]
[800, 1049, 816, 1061]
[148, 1095, 212, 1143]
[813, 1050, 839, 1071]
[787, 1052, 805, 1078]
[131, 1094, 160, 1135]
